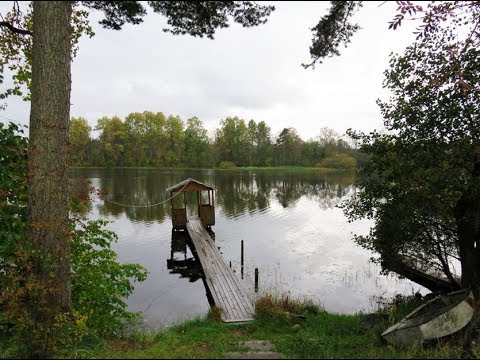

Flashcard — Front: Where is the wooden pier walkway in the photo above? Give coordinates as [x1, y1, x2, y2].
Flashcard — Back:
[186, 217, 255, 323]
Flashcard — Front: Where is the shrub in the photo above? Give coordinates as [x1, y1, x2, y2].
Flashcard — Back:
[206, 306, 223, 322]
[255, 293, 324, 321]
[318, 153, 357, 169]
[0, 122, 148, 354]
[218, 161, 236, 169]
[71, 217, 148, 336]
[372, 292, 424, 325]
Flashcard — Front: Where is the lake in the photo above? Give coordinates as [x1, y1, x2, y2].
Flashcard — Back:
[71, 168, 423, 330]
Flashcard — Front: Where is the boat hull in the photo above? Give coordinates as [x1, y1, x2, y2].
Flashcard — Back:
[382, 290, 474, 347]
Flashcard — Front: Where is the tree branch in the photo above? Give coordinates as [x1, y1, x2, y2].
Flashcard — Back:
[436, 243, 460, 287]
[0, 21, 32, 36]
[388, 259, 460, 292]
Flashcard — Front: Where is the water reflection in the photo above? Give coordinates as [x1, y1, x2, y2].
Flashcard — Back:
[167, 231, 203, 283]
[68, 168, 423, 327]
[78, 169, 356, 221]
[96, 171, 170, 222]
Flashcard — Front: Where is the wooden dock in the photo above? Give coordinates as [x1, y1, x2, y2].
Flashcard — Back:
[186, 217, 255, 323]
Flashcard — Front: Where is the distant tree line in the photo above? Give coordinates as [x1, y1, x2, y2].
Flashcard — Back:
[69, 111, 361, 169]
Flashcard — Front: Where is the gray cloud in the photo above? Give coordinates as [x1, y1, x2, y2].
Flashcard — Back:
[1, 1, 418, 140]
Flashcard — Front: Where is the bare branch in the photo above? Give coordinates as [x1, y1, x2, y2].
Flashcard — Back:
[0, 21, 32, 35]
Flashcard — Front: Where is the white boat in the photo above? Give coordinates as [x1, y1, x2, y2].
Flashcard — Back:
[381, 289, 475, 347]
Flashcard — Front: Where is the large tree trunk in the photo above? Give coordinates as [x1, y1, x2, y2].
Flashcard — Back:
[455, 160, 480, 298]
[27, 1, 72, 355]
[454, 159, 480, 354]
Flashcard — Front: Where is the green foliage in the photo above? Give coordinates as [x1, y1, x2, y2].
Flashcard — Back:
[319, 153, 357, 169]
[0, 125, 75, 357]
[69, 117, 92, 166]
[96, 116, 127, 166]
[372, 292, 425, 327]
[216, 117, 250, 166]
[304, 1, 362, 68]
[0, 3, 94, 103]
[69, 112, 360, 169]
[1, 215, 148, 355]
[274, 127, 303, 166]
[343, 4, 480, 291]
[79, 1, 275, 35]
[255, 121, 273, 166]
[0, 124, 37, 355]
[0, 122, 148, 352]
[164, 115, 185, 167]
[70, 217, 148, 336]
[124, 111, 167, 167]
[254, 293, 324, 324]
[184, 117, 211, 167]
[218, 161, 237, 169]
[146, 2, 275, 39]
[304, 2, 480, 70]
[0, 122, 28, 258]
[68, 301, 468, 359]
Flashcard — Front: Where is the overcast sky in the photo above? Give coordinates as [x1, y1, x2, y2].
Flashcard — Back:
[0, 1, 418, 140]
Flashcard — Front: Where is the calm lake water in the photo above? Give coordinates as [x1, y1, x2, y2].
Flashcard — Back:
[71, 168, 424, 330]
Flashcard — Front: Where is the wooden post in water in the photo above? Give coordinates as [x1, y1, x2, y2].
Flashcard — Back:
[255, 268, 259, 293]
[184, 192, 187, 218]
[241, 240, 244, 279]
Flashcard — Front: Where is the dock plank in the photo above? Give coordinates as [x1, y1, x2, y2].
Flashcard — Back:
[191, 222, 252, 318]
[186, 217, 254, 323]
[188, 219, 247, 320]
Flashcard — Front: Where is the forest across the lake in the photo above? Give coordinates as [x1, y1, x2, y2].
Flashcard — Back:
[69, 114, 361, 169]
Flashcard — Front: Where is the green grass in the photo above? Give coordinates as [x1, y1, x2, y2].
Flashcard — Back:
[233, 166, 350, 172]
[69, 165, 354, 172]
[55, 294, 473, 359]
[1, 294, 473, 358]
[75, 316, 467, 359]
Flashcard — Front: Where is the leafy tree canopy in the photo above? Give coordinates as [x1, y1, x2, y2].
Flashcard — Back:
[342, 1, 480, 294]
[304, 1, 480, 68]
[303, 1, 362, 68]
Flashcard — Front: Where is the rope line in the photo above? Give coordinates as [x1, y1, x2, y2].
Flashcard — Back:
[102, 178, 192, 208]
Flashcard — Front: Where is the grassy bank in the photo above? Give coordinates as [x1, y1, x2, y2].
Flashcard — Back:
[70, 165, 354, 172]
[3, 294, 470, 359]
[230, 166, 349, 172]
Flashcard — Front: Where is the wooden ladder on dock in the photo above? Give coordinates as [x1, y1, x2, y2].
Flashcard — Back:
[186, 217, 255, 323]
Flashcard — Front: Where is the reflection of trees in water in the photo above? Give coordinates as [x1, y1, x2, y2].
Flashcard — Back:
[91, 169, 218, 222]
[286, 171, 356, 210]
[96, 170, 170, 223]
[272, 177, 303, 208]
[216, 171, 355, 216]
[304, 182, 355, 210]
[272, 172, 354, 209]
[215, 173, 273, 217]
[72, 169, 355, 221]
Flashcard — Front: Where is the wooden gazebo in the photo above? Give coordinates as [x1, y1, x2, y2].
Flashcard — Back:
[166, 178, 215, 230]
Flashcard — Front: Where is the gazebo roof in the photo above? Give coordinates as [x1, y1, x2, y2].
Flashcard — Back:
[166, 178, 215, 193]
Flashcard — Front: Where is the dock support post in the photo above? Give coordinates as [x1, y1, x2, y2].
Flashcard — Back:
[241, 240, 244, 279]
[255, 268, 259, 293]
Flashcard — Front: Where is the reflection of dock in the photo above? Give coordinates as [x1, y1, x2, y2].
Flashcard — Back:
[167, 231, 203, 283]
[187, 217, 254, 323]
